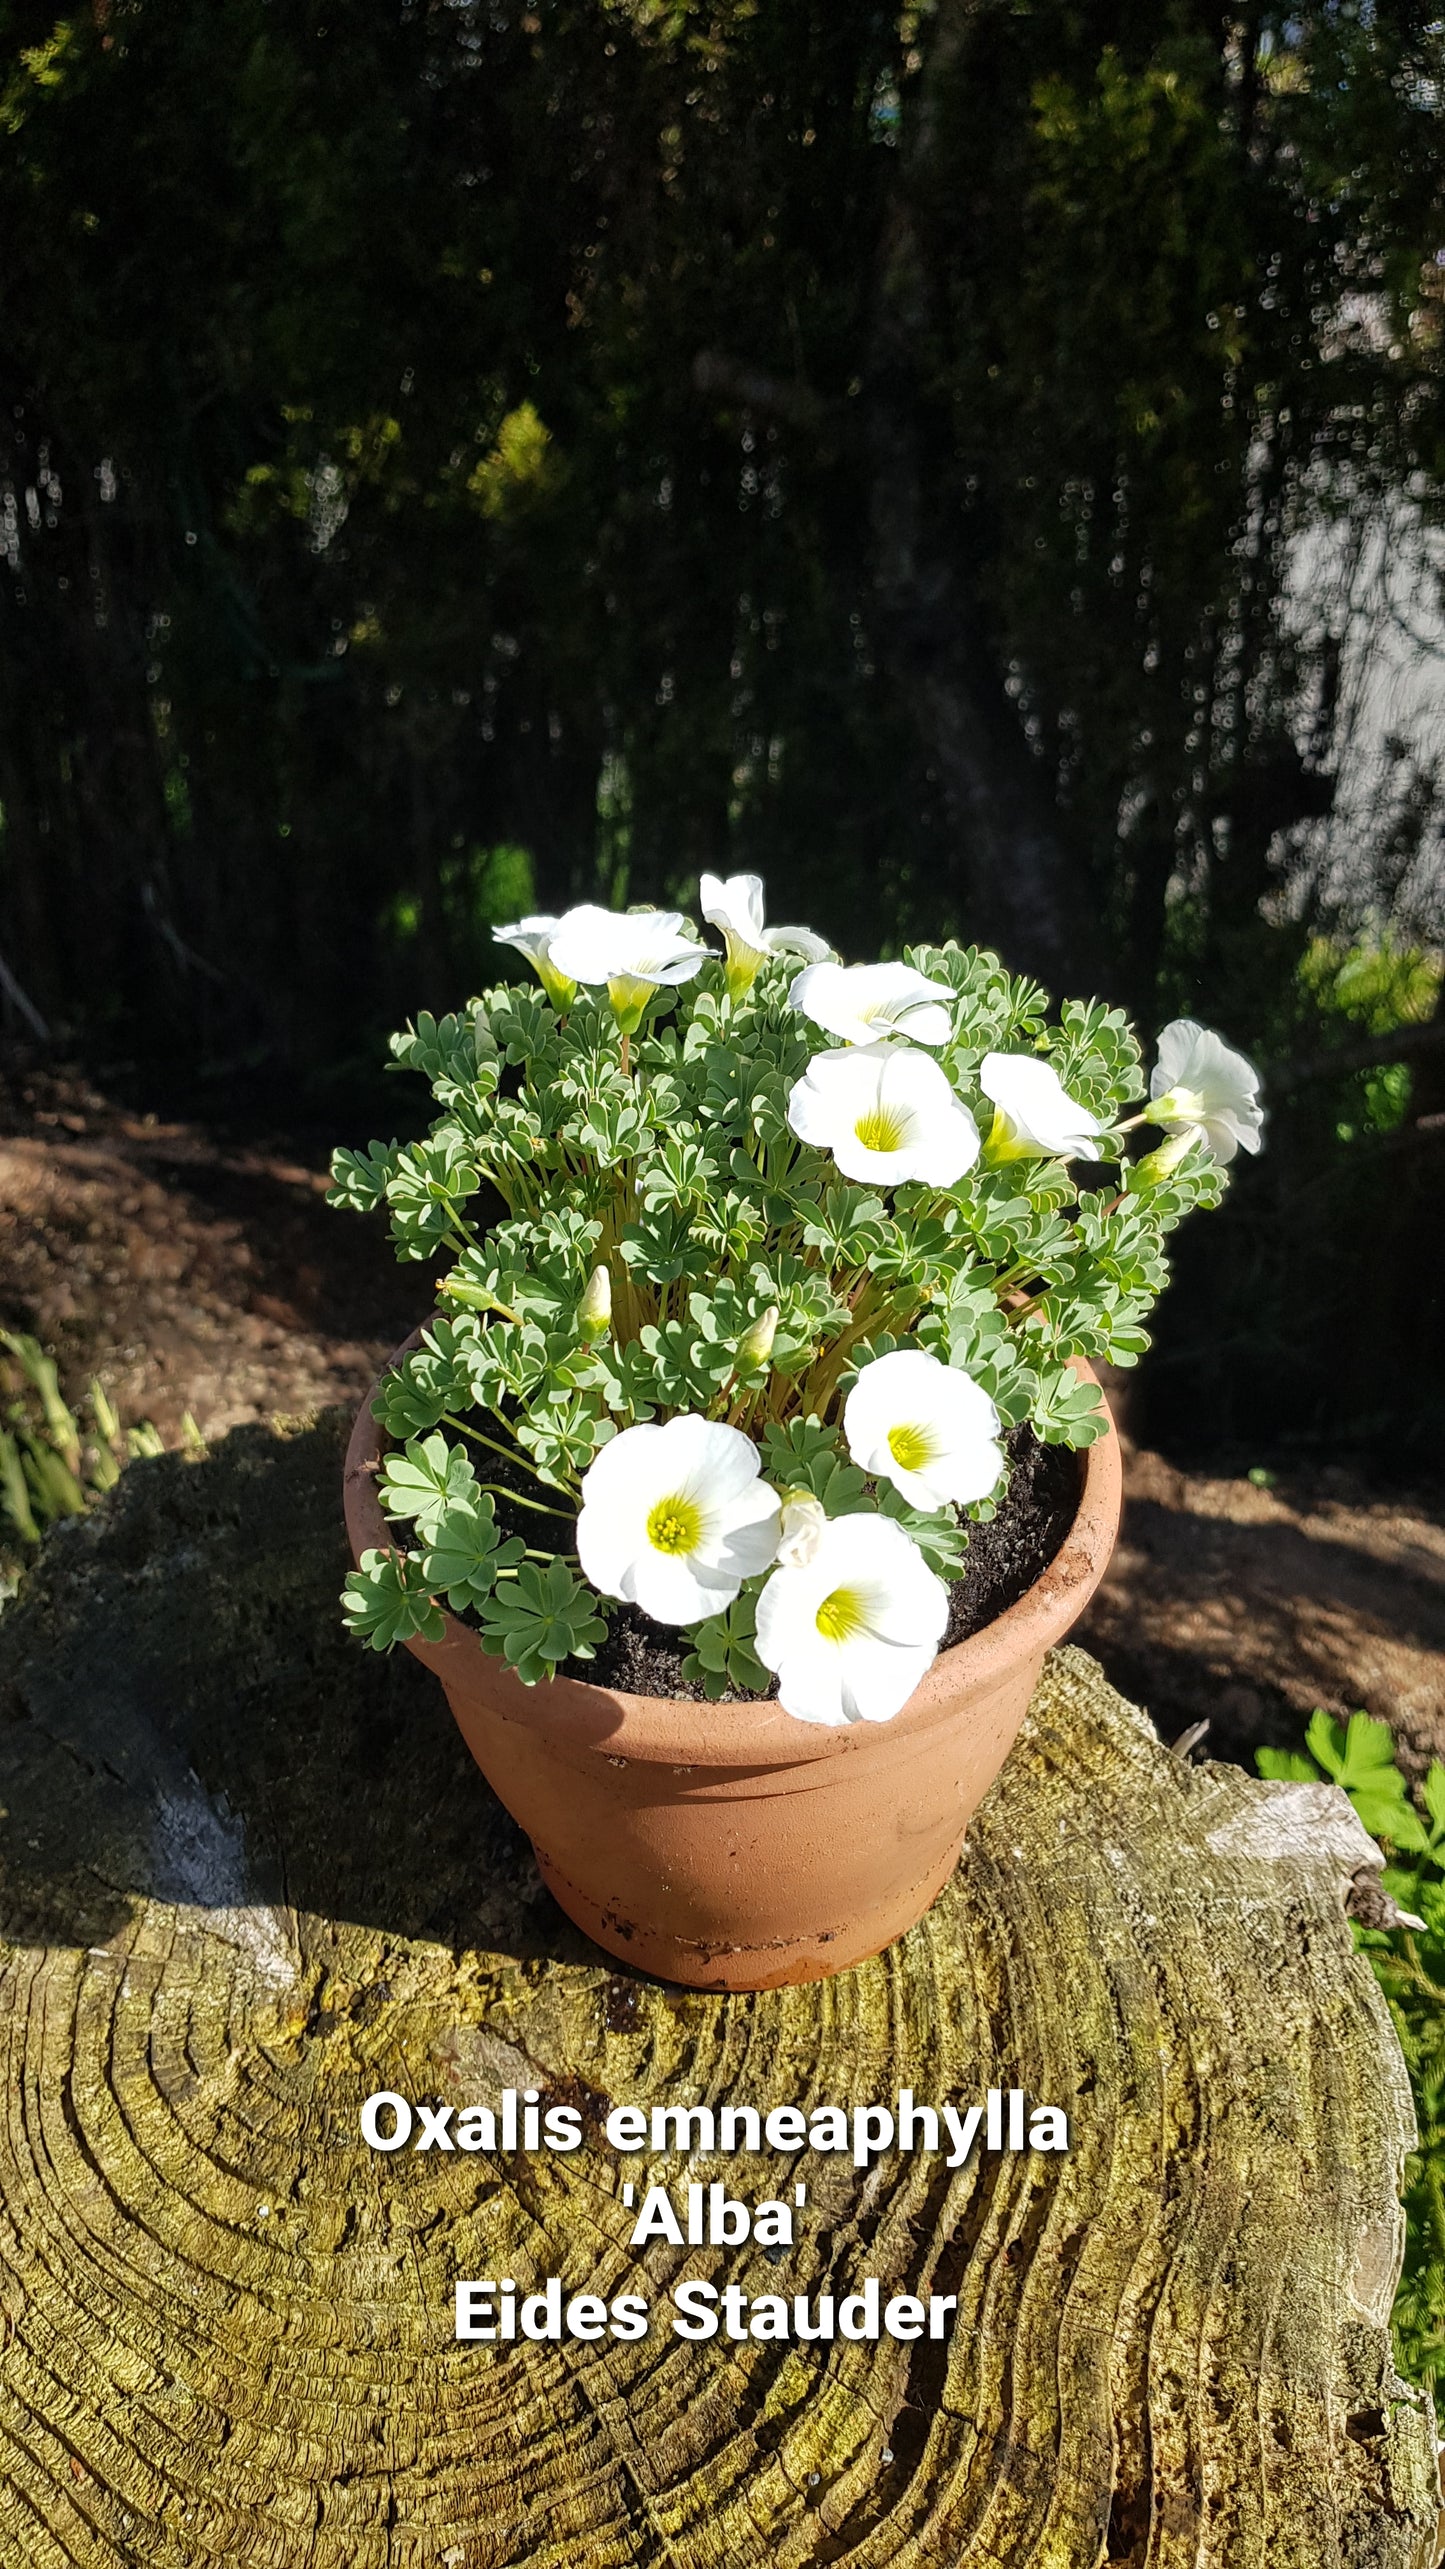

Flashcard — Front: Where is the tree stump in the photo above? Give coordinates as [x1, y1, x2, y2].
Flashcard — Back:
[0, 1417, 1437, 2568]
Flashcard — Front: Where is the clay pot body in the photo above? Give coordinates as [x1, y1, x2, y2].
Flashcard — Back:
[344, 1358, 1121, 1991]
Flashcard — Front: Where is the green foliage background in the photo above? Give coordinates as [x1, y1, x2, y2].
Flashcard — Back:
[1, 0, 1442, 1451]
[1260, 1716, 1445, 2391]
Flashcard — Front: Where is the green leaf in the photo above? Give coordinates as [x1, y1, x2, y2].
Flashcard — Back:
[477, 1557, 608, 1685]
[383, 1131, 481, 1258]
[1305, 1708, 1397, 1786]
[1302, 1711, 1431, 1853]
[0, 1429, 41, 1545]
[341, 1548, 446, 1651]
[1350, 1782, 1430, 1854]
[756, 1416, 868, 1514]
[1030, 1363, 1110, 1447]
[378, 1433, 478, 1532]
[327, 1139, 399, 1213]
[373, 1338, 478, 1437]
[514, 1393, 608, 1484]
[1256, 1747, 1322, 1784]
[875, 1486, 968, 1576]
[420, 1497, 526, 1613]
[681, 1591, 769, 1700]
[388, 1008, 495, 1094]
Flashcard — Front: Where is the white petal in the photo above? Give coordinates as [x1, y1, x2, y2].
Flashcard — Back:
[575, 1414, 779, 1625]
[579, 1419, 668, 1507]
[843, 1348, 1003, 1510]
[545, 903, 625, 983]
[1152, 1020, 1261, 1113]
[980, 1052, 1102, 1155]
[789, 960, 955, 1048]
[767, 925, 831, 963]
[829, 1125, 924, 1184]
[652, 1414, 761, 1506]
[1149, 1021, 1263, 1162]
[883, 1456, 949, 1508]
[1151, 1018, 1204, 1095]
[492, 915, 560, 961]
[771, 1634, 851, 1726]
[630, 1547, 742, 1625]
[577, 1500, 646, 1601]
[839, 1634, 936, 1723]
[787, 1041, 980, 1187]
[889, 999, 954, 1046]
[549, 904, 706, 987]
[937, 1436, 1005, 1507]
[635, 946, 708, 987]
[786, 1044, 876, 1142]
[700, 871, 767, 951]
[709, 1481, 784, 1579]
[754, 1557, 831, 1667]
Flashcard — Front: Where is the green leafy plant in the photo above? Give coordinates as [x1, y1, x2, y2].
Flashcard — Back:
[1259, 1713, 1445, 2388]
[332, 885, 1254, 1712]
[0, 1331, 188, 1583]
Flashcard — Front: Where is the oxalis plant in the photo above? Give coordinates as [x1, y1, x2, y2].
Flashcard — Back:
[333, 876, 1262, 1724]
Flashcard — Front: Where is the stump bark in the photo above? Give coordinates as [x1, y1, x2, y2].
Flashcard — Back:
[0, 1417, 1437, 2568]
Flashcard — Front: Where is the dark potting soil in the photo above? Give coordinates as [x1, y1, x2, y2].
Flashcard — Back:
[484, 1422, 1082, 1702]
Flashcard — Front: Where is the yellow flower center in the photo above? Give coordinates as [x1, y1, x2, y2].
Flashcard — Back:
[646, 1493, 703, 1557]
[887, 1421, 935, 1474]
[854, 1106, 906, 1153]
[815, 1585, 867, 1644]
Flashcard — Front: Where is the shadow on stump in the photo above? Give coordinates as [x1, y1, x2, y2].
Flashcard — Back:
[0, 1414, 590, 1966]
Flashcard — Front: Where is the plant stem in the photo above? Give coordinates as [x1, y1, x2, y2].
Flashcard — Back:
[444, 1411, 581, 1497]
[477, 1480, 576, 1522]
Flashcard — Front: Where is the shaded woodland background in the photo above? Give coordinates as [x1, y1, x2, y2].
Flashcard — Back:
[2, 0, 1443, 1457]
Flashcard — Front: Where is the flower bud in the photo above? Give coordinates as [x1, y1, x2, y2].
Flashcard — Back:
[577, 1264, 613, 1338]
[775, 1488, 827, 1569]
[736, 1304, 780, 1371]
[1130, 1127, 1197, 1190]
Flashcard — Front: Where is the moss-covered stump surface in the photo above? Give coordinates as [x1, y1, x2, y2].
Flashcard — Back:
[0, 1418, 1437, 2569]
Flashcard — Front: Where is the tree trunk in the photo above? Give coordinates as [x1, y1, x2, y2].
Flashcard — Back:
[867, 8, 1108, 999]
[0, 1416, 1435, 2566]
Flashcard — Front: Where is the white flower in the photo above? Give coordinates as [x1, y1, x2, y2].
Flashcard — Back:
[576, 1416, 781, 1625]
[546, 904, 709, 1031]
[843, 1348, 1004, 1511]
[755, 1513, 948, 1726]
[790, 959, 955, 1049]
[979, 1052, 1103, 1163]
[699, 872, 830, 999]
[787, 1041, 980, 1186]
[1148, 1019, 1263, 1164]
[492, 914, 576, 1010]
[774, 1489, 828, 1568]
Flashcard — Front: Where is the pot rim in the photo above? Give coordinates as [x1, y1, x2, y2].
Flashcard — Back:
[343, 1329, 1122, 1771]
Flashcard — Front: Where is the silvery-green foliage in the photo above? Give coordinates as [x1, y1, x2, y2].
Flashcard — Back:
[332, 932, 1230, 1683]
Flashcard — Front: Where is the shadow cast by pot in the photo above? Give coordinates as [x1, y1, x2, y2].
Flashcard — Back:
[0, 1417, 601, 1969]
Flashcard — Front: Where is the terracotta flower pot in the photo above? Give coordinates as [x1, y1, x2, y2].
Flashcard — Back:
[344, 1350, 1122, 1992]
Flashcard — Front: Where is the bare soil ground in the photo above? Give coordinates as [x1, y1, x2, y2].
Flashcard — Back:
[2, 1057, 1442, 1778]
[1077, 1443, 1445, 1781]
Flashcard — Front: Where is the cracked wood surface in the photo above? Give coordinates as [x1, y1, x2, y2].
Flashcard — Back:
[0, 1417, 1437, 2567]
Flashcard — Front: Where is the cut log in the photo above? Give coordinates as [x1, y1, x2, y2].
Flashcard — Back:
[0, 1417, 1437, 2567]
